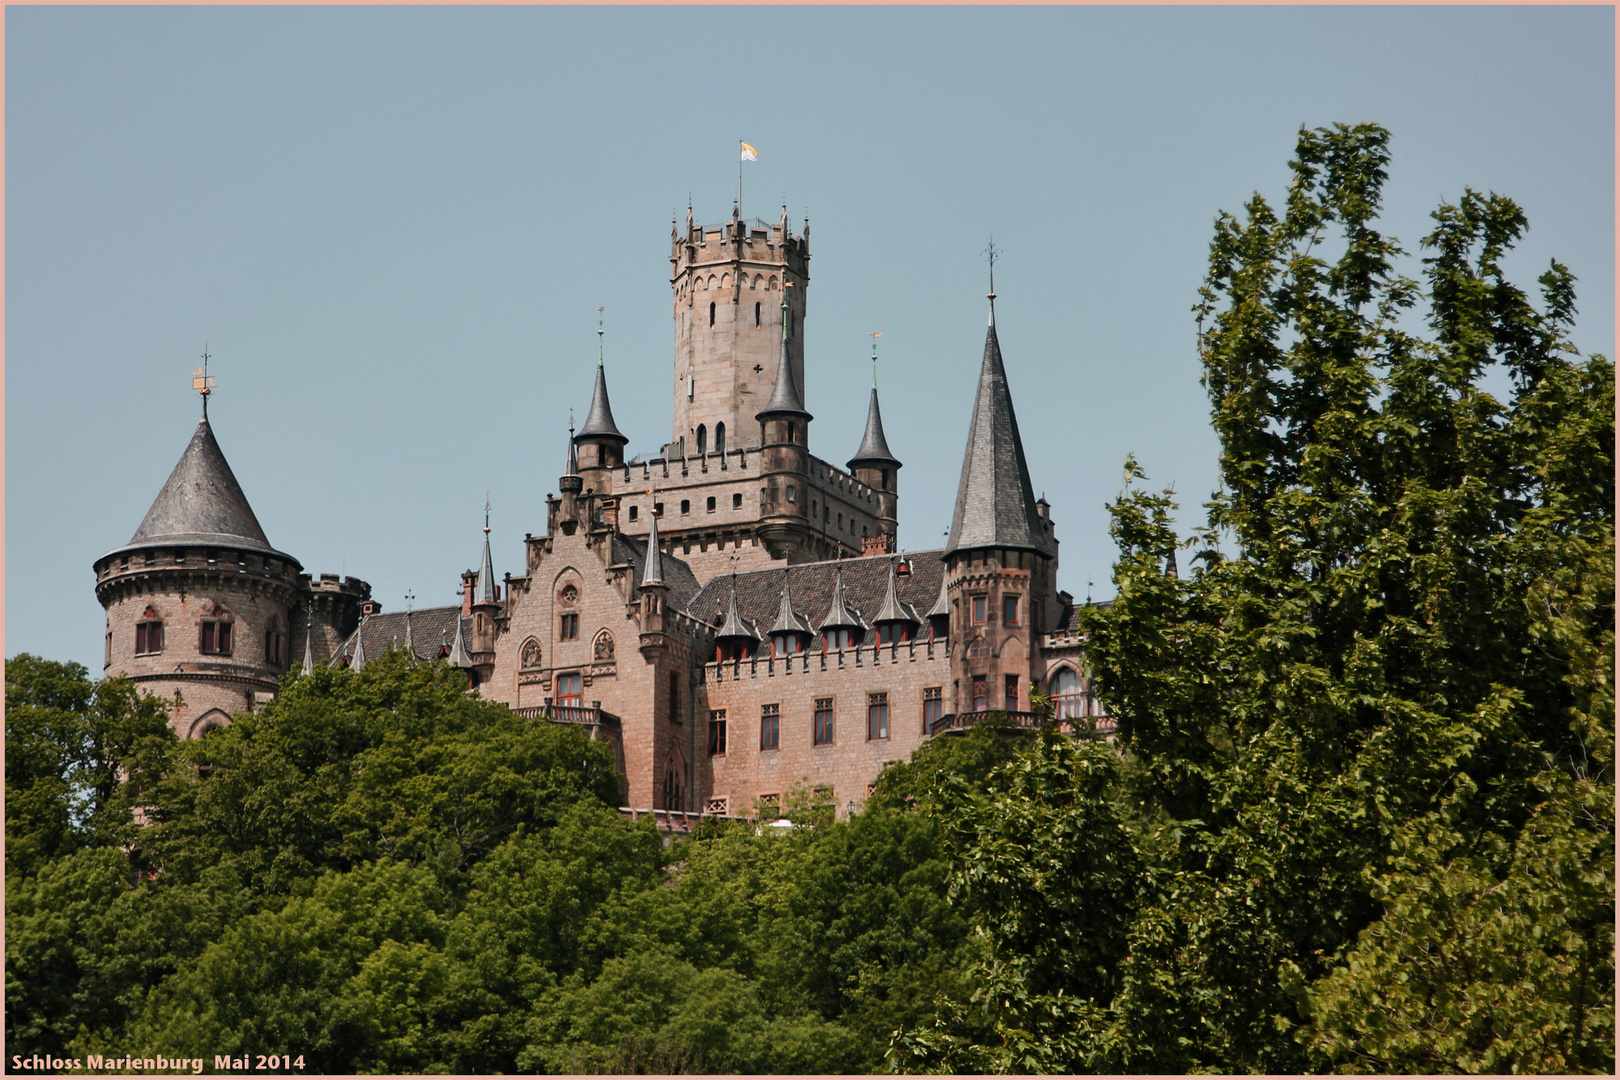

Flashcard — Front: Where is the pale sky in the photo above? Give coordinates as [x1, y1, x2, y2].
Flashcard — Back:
[7, 5, 1614, 670]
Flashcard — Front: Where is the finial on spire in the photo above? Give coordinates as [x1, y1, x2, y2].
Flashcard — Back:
[983, 236, 1000, 300]
[484, 496, 491, 536]
[597, 306, 605, 367]
[192, 344, 215, 416]
[869, 332, 882, 388]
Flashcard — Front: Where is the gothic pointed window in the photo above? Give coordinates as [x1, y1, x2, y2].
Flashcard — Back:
[709, 301, 716, 327]
[696, 424, 707, 457]
[715, 422, 725, 456]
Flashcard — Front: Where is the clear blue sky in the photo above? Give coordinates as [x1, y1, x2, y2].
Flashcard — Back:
[7, 5, 1614, 670]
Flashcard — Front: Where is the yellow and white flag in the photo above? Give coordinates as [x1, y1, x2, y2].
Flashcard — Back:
[740, 142, 758, 162]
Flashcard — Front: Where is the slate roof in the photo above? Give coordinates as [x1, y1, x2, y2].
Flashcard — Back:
[944, 304, 1052, 558]
[613, 532, 703, 614]
[476, 531, 498, 604]
[108, 413, 294, 562]
[756, 314, 811, 421]
[689, 550, 946, 657]
[847, 387, 901, 471]
[331, 605, 472, 667]
[576, 363, 629, 445]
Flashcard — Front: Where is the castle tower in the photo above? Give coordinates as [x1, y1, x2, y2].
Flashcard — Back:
[576, 316, 629, 479]
[754, 283, 814, 559]
[670, 202, 809, 455]
[846, 345, 902, 554]
[942, 293, 1060, 717]
[92, 373, 363, 737]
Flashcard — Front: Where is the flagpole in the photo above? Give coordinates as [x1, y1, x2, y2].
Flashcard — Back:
[738, 139, 743, 216]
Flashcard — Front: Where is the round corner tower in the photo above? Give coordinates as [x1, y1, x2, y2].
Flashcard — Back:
[93, 397, 366, 738]
[670, 203, 809, 455]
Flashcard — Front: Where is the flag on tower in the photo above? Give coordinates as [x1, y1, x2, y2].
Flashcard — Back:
[740, 142, 758, 161]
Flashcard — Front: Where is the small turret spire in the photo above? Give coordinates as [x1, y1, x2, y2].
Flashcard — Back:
[757, 280, 812, 422]
[300, 601, 315, 676]
[576, 319, 629, 447]
[640, 495, 665, 588]
[477, 503, 497, 604]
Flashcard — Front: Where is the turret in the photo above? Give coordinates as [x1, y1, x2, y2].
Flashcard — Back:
[576, 314, 630, 479]
[467, 509, 500, 687]
[942, 283, 1057, 716]
[754, 281, 813, 559]
[638, 502, 672, 659]
[714, 574, 759, 662]
[847, 339, 902, 554]
[765, 570, 814, 659]
[558, 424, 583, 535]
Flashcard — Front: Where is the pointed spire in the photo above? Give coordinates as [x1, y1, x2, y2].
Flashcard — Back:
[403, 591, 416, 659]
[348, 617, 369, 671]
[873, 559, 919, 626]
[445, 610, 473, 668]
[848, 387, 901, 472]
[576, 314, 629, 447]
[1166, 548, 1179, 579]
[818, 564, 865, 631]
[476, 505, 497, 604]
[944, 290, 1050, 558]
[767, 570, 814, 636]
[757, 282, 812, 422]
[640, 500, 665, 588]
[300, 602, 315, 676]
[925, 565, 951, 620]
[560, 421, 583, 495]
[716, 574, 758, 640]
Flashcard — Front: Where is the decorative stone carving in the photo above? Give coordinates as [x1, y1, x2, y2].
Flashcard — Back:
[559, 583, 578, 607]
[593, 629, 615, 661]
[520, 637, 543, 670]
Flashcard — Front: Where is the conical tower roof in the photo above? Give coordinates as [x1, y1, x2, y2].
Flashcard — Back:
[576, 363, 629, 446]
[111, 413, 290, 560]
[757, 288, 812, 422]
[716, 576, 759, 640]
[873, 560, 919, 625]
[818, 565, 866, 631]
[445, 611, 473, 669]
[767, 572, 814, 636]
[640, 504, 665, 587]
[944, 301, 1050, 557]
[847, 387, 901, 472]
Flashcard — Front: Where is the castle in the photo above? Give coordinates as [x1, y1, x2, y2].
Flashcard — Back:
[95, 201, 1109, 820]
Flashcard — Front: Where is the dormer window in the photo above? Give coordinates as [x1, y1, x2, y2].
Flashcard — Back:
[824, 627, 855, 652]
[877, 622, 909, 646]
[717, 639, 751, 663]
[770, 632, 803, 658]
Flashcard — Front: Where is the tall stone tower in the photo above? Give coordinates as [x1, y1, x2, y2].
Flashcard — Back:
[670, 202, 809, 455]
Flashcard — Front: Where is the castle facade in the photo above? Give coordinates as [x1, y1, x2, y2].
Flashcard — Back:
[97, 201, 1108, 818]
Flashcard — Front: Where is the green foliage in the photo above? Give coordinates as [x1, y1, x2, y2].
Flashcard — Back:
[5, 655, 176, 877]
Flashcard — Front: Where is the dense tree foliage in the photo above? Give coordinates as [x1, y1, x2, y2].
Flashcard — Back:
[7, 125, 1610, 1074]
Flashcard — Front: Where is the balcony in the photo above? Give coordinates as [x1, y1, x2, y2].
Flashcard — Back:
[510, 700, 622, 734]
[928, 709, 1116, 739]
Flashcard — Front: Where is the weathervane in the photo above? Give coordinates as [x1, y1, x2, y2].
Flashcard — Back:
[192, 344, 215, 415]
[869, 331, 882, 388]
[597, 306, 606, 366]
[982, 236, 1001, 300]
[484, 496, 492, 536]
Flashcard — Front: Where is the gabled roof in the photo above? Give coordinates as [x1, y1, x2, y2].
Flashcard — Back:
[766, 572, 815, 637]
[872, 560, 920, 625]
[944, 302, 1051, 558]
[576, 363, 628, 446]
[847, 387, 901, 472]
[109, 413, 293, 562]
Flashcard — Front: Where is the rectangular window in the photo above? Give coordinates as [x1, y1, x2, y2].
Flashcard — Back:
[972, 596, 987, 624]
[758, 792, 781, 819]
[105, 631, 113, 666]
[1005, 673, 1019, 710]
[760, 703, 780, 750]
[668, 671, 681, 724]
[556, 671, 583, 707]
[1003, 595, 1019, 626]
[708, 709, 728, 756]
[135, 622, 164, 655]
[199, 621, 232, 656]
[923, 686, 943, 733]
[868, 692, 889, 740]
[560, 613, 579, 640]
[629, 505, 640, 521]
[814, 697, 835, 745]
[681, 499, 691, 515]
[733, 493, 743, 509]
[972, 676, 989, 711]
[707, 496, 717, 513]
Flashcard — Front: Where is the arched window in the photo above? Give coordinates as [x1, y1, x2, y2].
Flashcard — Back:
[715, 422, 726, 456]
[696, 424, 707, 456]
[709, 301, 716, 327]
[768, 275, 778, 290]
[1049, 667, 1086, 719]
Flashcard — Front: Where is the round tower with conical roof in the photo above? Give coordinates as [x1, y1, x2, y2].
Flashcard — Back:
[93, 384, 367, 738]
[755, 280, 814, 560]
[847, 343, 902, 554]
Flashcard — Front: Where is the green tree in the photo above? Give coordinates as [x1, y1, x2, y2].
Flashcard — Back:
[5, 655, 176, 877]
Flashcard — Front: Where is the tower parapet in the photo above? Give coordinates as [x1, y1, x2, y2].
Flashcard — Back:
[671, 203, 809, 455]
